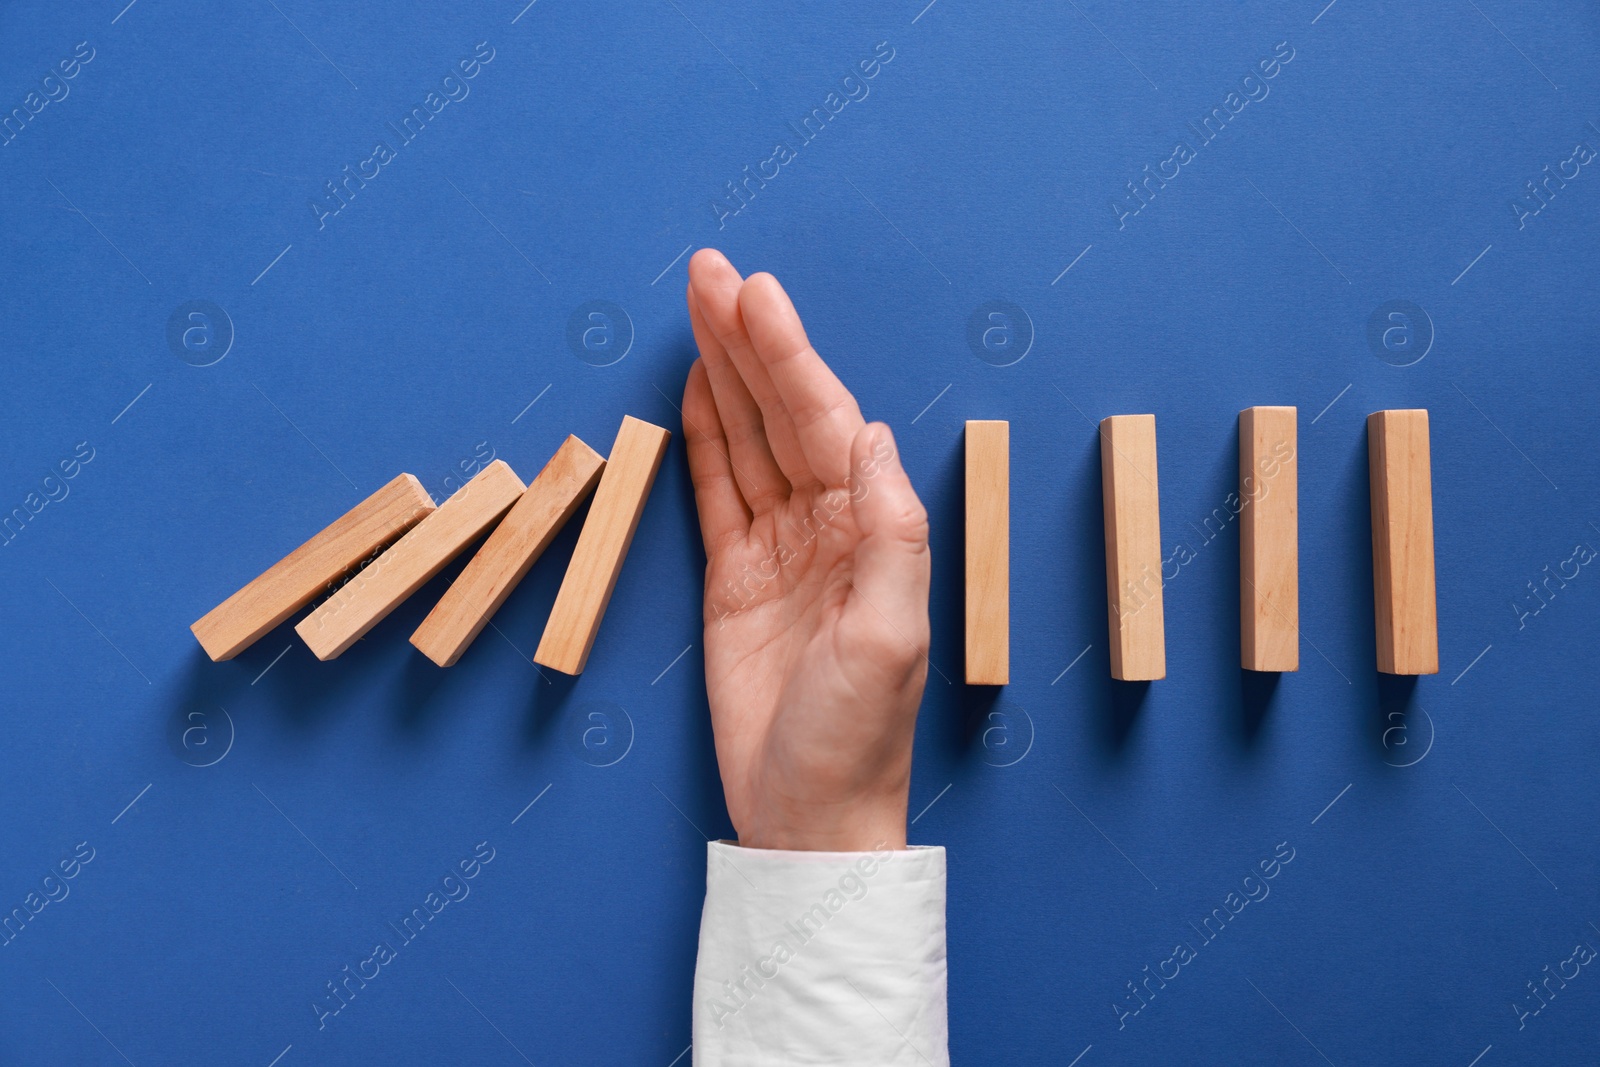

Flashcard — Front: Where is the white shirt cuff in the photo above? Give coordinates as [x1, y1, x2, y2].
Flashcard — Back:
[691, 840, 948, 1066]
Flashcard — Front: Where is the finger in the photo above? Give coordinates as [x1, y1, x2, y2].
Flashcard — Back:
[843, 423, 931, 658]
[738, 272, 866, 487]
[685, 274, 791, 513]
[687, 249, 815, 492]
[681, 358, 751, 555]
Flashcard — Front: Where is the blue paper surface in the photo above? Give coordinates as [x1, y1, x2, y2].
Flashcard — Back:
[1, 0, 1597, 1062]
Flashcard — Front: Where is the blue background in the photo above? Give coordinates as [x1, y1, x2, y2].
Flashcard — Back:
[1, 0, 1597, 1063]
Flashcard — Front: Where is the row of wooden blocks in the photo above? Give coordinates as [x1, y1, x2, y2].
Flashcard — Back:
[964, 407, 1439, 683]
[194, 405, 1437, 683]
[191, 416, 672, 673]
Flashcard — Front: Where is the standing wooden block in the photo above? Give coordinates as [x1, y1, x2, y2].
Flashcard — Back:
[295, 460, 525, 660]
[1368, 409, 1438, 675]
[190, 473, 434, 661]
[411, 436, 605, 667]
[965, 420, 1009, 684]
[534, 416, 671, 675]
[1101, 414, 1166, 681]
[1240, 406, 1299, 672]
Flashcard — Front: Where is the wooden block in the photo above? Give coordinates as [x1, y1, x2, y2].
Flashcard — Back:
[1368, 409, 1438, 675]
[190, 474, 434, 661]
[534, 416, 671, 675]
[1240, 406, 1299, 672]
[295, 460, 525, 660]
[411, 436, 605, 667]
[1100, 414, 1166, 681]
[965, 420, 1009, 684]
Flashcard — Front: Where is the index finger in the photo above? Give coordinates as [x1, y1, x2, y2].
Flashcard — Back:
[737, 272, 866, 487]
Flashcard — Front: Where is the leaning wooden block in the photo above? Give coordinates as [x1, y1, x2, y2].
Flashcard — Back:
[411, 436, 605, 667]
[965, 420, 1009, 685]
[1101, 414, 1166, 681]
[190, 473, 435, 661]
[534, 416, 671, 675]
[295, 460, 525, 660]
[1368, 409, 1438, 675]
[1240, 406, 1299, 672]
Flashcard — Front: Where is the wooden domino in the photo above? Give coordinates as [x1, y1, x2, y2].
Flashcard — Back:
[1100, 414, 1166, 681]
[1239, 406, 1299, 672]
[410, 436, 605, 667]
[191, 473, 434, 661]
[534, 416, 670, 675]
[965, 420, 1009, 684]
[1368, 409, 1438, 675]
[295, 460, 525, 660]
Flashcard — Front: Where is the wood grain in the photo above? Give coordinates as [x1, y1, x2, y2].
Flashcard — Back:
[1368, 409, 1439, 675]
[1240, 406, 1299, 672]
[1101, 414, 1166, 681]
[534, 416, 671, 675]
[411, 436, 605, 667]
[965, 420, 1009, 684]
[295, 460, 525, 660]
[190, 473, 434, 661]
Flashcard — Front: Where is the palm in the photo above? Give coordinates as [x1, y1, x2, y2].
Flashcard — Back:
[704, 489, 860, 809]
[681, 251, 930, 852]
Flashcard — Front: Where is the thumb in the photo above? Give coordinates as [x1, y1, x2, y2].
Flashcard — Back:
[846, 422, 931, 643]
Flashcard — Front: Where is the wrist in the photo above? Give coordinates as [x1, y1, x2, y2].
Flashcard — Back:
[737, 798, 908, 852]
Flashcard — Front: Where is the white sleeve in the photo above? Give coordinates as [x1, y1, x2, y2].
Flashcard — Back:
[691, 840, 948, 1066]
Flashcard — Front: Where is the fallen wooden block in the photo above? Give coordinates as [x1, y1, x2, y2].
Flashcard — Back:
[190, 474, 434, 661]
[534, 416, 670, 675]
[1240, 406, 1299, 672]
[411, 436, 605, 667]
[1368, 409, 1438, 675]
[1100, 414, 1166, 681]
[965, 420, 1009, 685]
[295, 460, 525, 660]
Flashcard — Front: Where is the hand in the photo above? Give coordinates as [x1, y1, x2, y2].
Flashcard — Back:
[680, 249, 932, 852]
